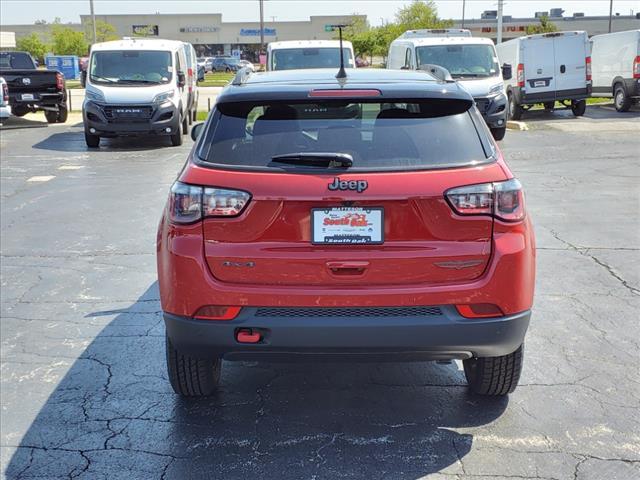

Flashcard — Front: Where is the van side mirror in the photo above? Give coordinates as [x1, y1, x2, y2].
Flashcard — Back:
[80, 70, 87, 88]
[502, 63, 512, 81]
[177, 71, 186, 88]
[191, 122, 204, 141]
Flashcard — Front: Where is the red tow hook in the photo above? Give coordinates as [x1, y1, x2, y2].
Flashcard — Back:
[236, 329, 261, 344]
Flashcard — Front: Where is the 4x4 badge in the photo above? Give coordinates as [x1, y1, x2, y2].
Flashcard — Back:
[328, 177, 368, 193]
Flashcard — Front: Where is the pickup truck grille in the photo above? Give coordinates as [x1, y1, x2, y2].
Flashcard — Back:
[103, 105, 154, 122]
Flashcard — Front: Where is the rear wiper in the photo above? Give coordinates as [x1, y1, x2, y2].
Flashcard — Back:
[271, 152, 353, 168]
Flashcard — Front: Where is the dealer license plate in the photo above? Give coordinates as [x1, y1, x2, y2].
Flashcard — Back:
[21, 93, 35, 101]
[312, 207, 383, 245]
[534, 81, 546, 87]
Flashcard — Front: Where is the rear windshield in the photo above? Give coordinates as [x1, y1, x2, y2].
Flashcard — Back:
[197, 100, 490, 172]
[0, 52, 36, 70]
[271, 48, 355, 70]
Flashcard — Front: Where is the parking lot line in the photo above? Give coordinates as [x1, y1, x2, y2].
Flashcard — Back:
[26, 175, 56, 182]
[58, 165, 85, 170]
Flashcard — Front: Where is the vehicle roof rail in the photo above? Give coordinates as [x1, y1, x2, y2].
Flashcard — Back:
[232, 66, 254, 86]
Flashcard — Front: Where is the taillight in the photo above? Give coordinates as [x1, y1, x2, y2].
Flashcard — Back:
[193, 305, 241, 320]
[168, 182, 251, 224]
[56, 72, 64, 91]
[445, 178, 525, 222]
[2, 83, 7, 102]
[585, 56, 592, 81]
[517, 63, 524, 87]
[634, 56, 640, 79]
[456, 304, 504, 318]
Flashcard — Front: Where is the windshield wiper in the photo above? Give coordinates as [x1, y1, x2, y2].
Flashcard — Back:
[90, 75, 117, 83]
[271, 152, 353, 168]
[117, 79, 162, 84]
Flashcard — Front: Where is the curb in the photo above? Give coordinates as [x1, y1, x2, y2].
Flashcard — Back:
[507, 120, 528, 131]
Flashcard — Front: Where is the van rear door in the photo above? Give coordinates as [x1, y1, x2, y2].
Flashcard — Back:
[553, 32, 588, 94]
[522, 35, 556, 97]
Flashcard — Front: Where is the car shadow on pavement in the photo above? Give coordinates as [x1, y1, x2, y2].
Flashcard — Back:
[520, 103, 640, 123]
[5, 283, 508, 479]
[31, 131, 185, 153]
[0, 116, 50, 130]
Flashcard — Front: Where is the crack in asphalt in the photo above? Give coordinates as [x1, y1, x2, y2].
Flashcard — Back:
[548, 229, 640, 296]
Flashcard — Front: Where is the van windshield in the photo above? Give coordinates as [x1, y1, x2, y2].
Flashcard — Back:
[197, 100, 491, 172]
[416, 45, 499, 78]
[90, 50, 172, 85]
[272, 48, 354, 70]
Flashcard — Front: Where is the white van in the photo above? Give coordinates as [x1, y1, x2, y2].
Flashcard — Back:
[81, 38, 190, 148]
[590, 29, 640, 112]
[182, 42, 199, 124]
[267, 40, 355, 71]
[496, 31, 591, 120]
[387, 29, 510, 140]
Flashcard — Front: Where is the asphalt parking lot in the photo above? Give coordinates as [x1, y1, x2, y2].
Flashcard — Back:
[1, 105, 639, 479]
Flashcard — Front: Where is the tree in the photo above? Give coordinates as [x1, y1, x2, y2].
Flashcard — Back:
[395, 0, 453, 31]
[526, 15, 558, 35]
[50, 25, 88, 56]
[16, 33, 49, 63]
[84, 19, 119, 43]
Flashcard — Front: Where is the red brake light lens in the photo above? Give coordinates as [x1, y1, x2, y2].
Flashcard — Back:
[56, 72, 64, 90]
[309, 89, 381, 98]
[168, 182, 251, 224]
[517, 63, 524, 87]
[456, 304, 504, 318]
[445, 179, 525, 222]
[2, 83, 7, 102]
[194, 305, 241, 320]
[585, 56, 592, 81]
[633, 56, 640, 79]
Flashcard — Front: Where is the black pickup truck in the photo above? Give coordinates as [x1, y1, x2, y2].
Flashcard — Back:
[0, 51, 68, 123]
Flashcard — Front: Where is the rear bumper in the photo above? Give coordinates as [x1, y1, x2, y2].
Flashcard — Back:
[9, 92, 65, 109]
[0, 105, 10, 119]
[165, 307, 531, 361]
[513, 86, 591, 104]
[83, 100, 180, 137]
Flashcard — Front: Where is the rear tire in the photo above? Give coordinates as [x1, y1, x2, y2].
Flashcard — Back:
[464, 344, 524, 396]
[182, 114, 189, 135]
[57, 105, 68, 123]
[571, 99, 586, 117]
[490, 126, 506, 141]
[166, 334, 221, 396]
[170, 117, 183, 146]
[12, 106, 29, 117]
[44, 110, 58, 123]
[614, 84, 631, 112]
[84, 129, 100, 148]
[507, 91, 523, 120]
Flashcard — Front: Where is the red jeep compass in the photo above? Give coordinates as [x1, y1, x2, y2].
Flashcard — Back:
[157, 68, 535, 397]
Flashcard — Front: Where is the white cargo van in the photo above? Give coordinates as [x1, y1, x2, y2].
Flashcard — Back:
[496, 31, 591, 120]
[387, 29, 511, 140]
[81, 38, 190, 148]
[590, 29, 640, 112]
[182, 42, 199, 124]
[267, 40, 355, 71]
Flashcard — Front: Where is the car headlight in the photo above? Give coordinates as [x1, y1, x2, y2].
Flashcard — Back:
[85, 89, 105, 103]
[153, 91, 174, 104]
[489, 83, 504, 96]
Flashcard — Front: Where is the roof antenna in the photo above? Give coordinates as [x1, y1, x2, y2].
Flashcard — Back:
[332, 24, 348, 79]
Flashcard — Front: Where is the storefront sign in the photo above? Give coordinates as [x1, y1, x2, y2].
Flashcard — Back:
[132, 25, 159, 36]
[180, 26, 219, 33]
[478, 25, 528, 33]
[240, 28, 276, 36]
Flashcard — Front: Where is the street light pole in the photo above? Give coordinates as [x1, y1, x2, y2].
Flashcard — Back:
[497, 0, 504, 44]
[89, 0, 97, 44]
[259, 0, 265, 50]
[461, 0, 466, 29]
[608, 0, 613, 33]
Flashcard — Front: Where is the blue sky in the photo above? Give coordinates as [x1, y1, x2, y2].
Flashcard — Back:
[2, 0, 638, 25]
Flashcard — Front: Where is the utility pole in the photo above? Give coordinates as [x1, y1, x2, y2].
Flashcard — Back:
[89, 0, 97, 44]
[608, 0, 613, 33]
[259, 0, 265, 50]
[461, 0, 466, 29]
[497, 0, 504, 44]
